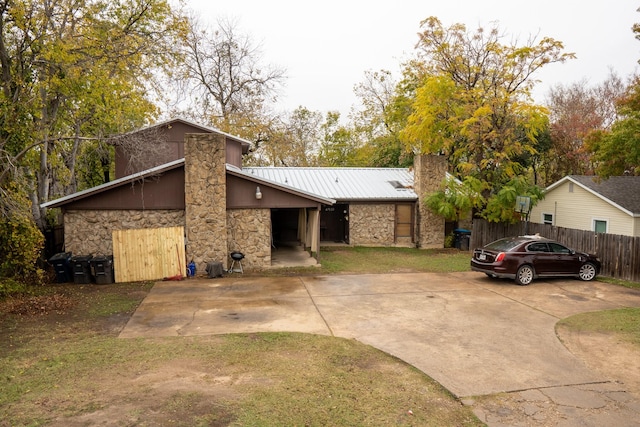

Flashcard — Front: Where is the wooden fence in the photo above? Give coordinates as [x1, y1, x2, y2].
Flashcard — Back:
[469, 219, 640, 282]
[112, 226, 185, 283]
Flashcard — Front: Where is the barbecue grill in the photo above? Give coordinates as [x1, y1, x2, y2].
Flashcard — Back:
[229, 251, 244, 273]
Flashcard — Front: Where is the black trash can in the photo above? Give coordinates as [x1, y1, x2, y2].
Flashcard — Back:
[453, 229, 472, 251]
[70, 255, 93, 284]
[48, 252, 72, 283]
[90, 255, 114, 284]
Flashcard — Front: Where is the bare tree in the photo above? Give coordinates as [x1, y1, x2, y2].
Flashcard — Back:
[179, 17, 286, 134]
[251, 107, 323, 166]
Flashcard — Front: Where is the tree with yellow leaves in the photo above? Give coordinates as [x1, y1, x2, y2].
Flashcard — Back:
[400, 17, 573, 221]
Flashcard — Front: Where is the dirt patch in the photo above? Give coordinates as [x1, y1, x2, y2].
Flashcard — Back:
[2, 293, 76, 316]
[556, 325, 640, 398]
[45, 358, 243, 427]
[470, 327, 640, 426]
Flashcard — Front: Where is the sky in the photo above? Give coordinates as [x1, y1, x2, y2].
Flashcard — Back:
[186, 1, 639, 117]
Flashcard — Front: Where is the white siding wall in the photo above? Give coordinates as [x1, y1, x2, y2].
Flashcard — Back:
[530, 181, 635, 236]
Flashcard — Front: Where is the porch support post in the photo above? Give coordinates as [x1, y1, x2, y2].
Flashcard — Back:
[308, 208, 320, 260]
[298, 208, 307, 247]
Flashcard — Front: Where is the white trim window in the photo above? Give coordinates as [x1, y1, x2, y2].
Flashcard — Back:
[542, 213, 553, 225]
[593, 219, 608, 233]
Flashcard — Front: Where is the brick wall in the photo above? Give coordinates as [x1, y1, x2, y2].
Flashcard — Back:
[349, 204, 396, 246]
[64, 209, 185, 256]
[184, 133, 228, 271]
[227, 209, 272, 269]
[414, 154, 446, 248]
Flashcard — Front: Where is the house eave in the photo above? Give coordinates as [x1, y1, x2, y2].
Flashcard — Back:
[226, 165, 336, 205]
[333, 197, 418, 203]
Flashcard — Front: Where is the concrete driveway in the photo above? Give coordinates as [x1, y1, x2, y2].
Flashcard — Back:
[120, 271, 640, 424]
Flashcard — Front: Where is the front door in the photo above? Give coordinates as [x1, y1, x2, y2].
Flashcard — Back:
[395, 204, 413, 243]
[321, 204, 349, 243]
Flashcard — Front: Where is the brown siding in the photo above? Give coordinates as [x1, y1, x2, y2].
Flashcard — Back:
[115, 122, 196, 178]
[61, 168, 323, 212]
[226, 139, 243, 167]
[115, 121, 247, 179]
[226, 175, 321, 209]
[63, 167, 185, 210]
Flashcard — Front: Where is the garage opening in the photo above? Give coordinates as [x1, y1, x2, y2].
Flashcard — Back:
[271, 208, 301, 247]
[270, 208, 318, 267]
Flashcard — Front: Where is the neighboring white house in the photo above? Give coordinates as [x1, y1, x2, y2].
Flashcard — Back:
[530, 175, 640, 237]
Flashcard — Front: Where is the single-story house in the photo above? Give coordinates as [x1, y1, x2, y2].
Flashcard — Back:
[529, 175, 640, 236]
[42, 118, 448, 280]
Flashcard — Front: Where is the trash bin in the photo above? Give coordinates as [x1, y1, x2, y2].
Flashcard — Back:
[91, 255, 114, 284]
[48, 252, 72, 283]
[70, 255, 93, 284]
[454, 229, 472, 251]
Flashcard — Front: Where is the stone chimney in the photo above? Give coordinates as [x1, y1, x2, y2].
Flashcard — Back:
[184, 133, 228, 270]
[414, 154, 446, 248]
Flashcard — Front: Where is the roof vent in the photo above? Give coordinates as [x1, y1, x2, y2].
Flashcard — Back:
[389, 180, 407, 189]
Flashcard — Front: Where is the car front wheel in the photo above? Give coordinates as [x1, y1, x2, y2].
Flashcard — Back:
[516, 265, 534, 286]
[579, 262, 597, 281]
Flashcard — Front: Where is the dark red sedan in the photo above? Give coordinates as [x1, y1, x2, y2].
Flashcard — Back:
[470, 236, 601, 285]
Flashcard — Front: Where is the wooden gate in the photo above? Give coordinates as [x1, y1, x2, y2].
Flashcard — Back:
[112, 226, 185, 283]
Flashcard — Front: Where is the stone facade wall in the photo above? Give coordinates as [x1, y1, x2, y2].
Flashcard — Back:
[227, 209, 271, 269]
[184, 134, 228, 272]
[349, 204, 396, 246]
[64, 209, 185, 255]
[414, 154, 447, 249]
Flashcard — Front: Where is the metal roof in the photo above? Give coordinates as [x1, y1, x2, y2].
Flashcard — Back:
[243, 167, 417, 201]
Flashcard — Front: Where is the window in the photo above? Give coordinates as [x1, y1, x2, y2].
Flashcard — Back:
[527, 243, 549, 252]
[542, 213, 553, 225]
[569, 182, 574, 193]
[593, 219, 608, 233]
[549, 243, 571, 254]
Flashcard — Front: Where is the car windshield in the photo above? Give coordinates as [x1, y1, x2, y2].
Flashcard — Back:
[484, 238, 524, 252]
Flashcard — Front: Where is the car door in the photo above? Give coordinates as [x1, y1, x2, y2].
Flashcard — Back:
[526, 242, 555, 274]
[548, 242, 581, 274]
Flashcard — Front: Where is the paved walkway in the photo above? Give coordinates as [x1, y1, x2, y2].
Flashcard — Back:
[120, 272, 640, 426]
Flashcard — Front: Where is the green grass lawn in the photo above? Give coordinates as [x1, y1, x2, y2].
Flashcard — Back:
[319, 246, 471, 274]
[557, 307, 640, 346]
